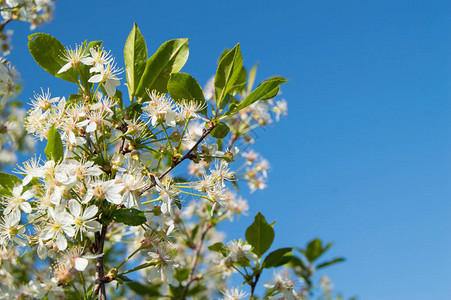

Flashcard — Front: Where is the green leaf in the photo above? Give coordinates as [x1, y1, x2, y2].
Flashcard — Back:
[262, 247, 293, 268]
[317, 257, 345, 269]
[208, 242, 227, 257]
[135, 38, 189, 98]
[126, 103, 143, 119]
[214, 43, 243, 107]
[234, 76, 287, 112]
[247, 63, 259, 94]
[210, 122, 230, 139]
[0, 172, 21, 189]
[174, 268, 190, 283]
[83, 285, 98, 300]
[28, 33, 78, 83]
[44, 124, 64, 163]
[124, 23, 148, 100]
[303, 239, 332, 263]
[167, 72, 207, 115]
[127, 282, 161, 296]
[245, 212, 275, 258]
[113, 208, 147, 226]
[85, 40, 103, 54]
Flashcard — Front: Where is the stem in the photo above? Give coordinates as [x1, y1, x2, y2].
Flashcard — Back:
[181, 221, 212, 299]
[250, 272, 262, 299]
[176, 117, 190, 152]
[93, 225, 108, 300]
[116, 247, 142, 270]
[158, 124, 215, 181]
[117, 262, 155, 276]
[161, 122, 174, 155]
[139, 123, 216, 196]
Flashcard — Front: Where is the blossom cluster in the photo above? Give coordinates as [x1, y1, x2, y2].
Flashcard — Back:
[0, 0, 55, 55]
[0, 30, 360, 300]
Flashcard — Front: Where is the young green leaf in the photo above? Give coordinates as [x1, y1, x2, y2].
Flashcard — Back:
[112, 208, 147, 226]
[246, 63, 259, 94]
[245, 212, 275, 258]
[214, 43, 243, 107]
[135, 38, 189, 98]
[262, 247, 293, 268]
[167, 72, 207, 116]
[210, 122, 230, 139]
[0, 172, 21, 189]
[44, 124, 64, 163]
[28, 33, 78, 83]
[316, 257, 345, 269]
[303, 238, 332, 263]
[234, 76, 287, 113]
[124, 23, 148, 100]
[208, 242, 227, 257]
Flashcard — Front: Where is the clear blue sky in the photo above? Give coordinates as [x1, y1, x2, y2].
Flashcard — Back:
[7, 1, 451, 299]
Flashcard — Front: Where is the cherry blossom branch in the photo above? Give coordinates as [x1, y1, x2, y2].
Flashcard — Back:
[181, 221, 213, 299]
[140, 122, 216, 195]
[93, 225, 108, 300]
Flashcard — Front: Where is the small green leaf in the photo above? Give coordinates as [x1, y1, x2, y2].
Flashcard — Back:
[28, 33, 78, 83]
[83, 285, 98, 300]
[245, 212, 275, 258]
[303, 239, 332, 263]
[214, 43, 243, 107]
[126, 103, 143, 119]
[113, 208, 146, 226]
[247, 63, 259, 94]
[262, 247, 293, 268]
[210, 122, 230, 139]
[316, 257, 345, 269]
[208, 242, 227, 257]
[124, 23, 148, 100]
[44, 124, 64, 163]
[234, 77, 287, 113]
[85, 40, 103, 54]
[174, 268, 190, 283]
[127, 282, 161, 296]
[0, 172, 21, 189]
[136, 38, 189, 98]
[167, 72, 207, 116]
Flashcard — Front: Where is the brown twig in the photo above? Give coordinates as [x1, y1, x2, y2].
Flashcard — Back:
[93, 225, 108, 300]
[140, 123, 216, 195]
[181, 221, 213, 299]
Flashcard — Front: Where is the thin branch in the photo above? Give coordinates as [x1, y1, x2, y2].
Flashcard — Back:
[181, 221, 213, 299]
[140, 123, 216, 195]
[93, 225, 108, 300]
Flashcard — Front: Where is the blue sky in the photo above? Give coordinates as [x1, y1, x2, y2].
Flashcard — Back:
[7, 0, 451, 299]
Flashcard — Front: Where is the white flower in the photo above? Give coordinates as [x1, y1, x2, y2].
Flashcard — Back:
[272, 99, 288, 121]
[3, 184, 35, 218]
[178, 100, 207, 120]
[68, 199, 101, 238]
[227, 239, 258, 263]
[40, 206, 75, 251]
[57, 45, 91, 74]
[211, 160, 235, 187]
[147, 244, 179, 284]
[0, 213, 26, 246]
[154, 178, 179, 216]
[55, 161, 102, 186]
[83, 180, 124, 205]
[220, 287, 249, 300]
[142, 90, 178, 127]
[263, 271, 298, 300]
[88, 61, 122, 97]
[83, 47, 113, 73]
[15, 155, 44, 185]
[117, 173, 149, 209]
